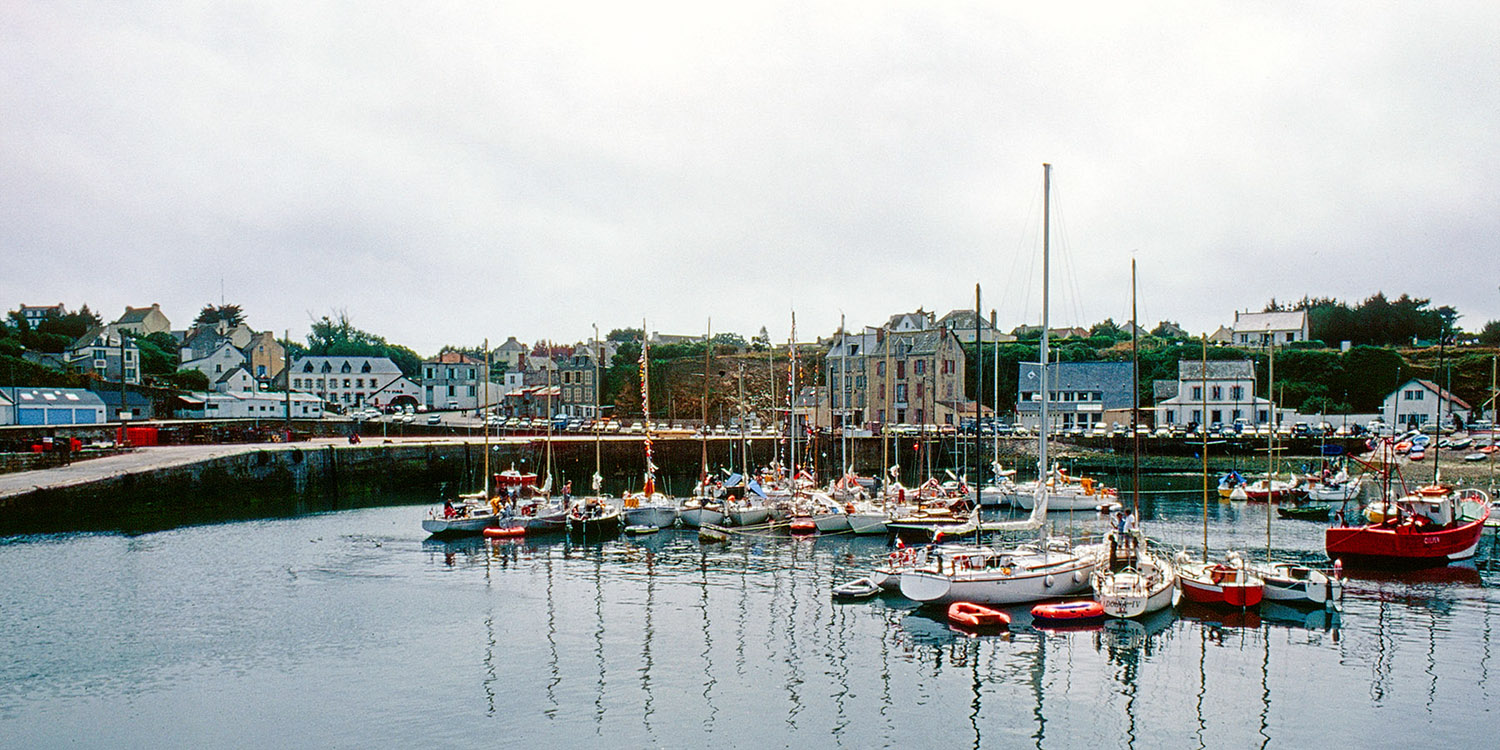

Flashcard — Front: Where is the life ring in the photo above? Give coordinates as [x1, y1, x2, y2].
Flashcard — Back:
[1210, 566, 1229, 585]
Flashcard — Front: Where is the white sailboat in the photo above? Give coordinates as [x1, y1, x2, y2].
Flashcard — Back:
[900, 163, 1101, 606]
[623, 327, 681, 528]
[1091, 260, 1176, 619]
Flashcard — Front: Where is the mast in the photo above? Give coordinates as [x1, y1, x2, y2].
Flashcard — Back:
[592, 324, 602, 495]
[544, 339, 554, 495]
[789, 312, 798, 491]
[1036, 162, 1052, 545]
[1434, 315, 1446, 484]
[839, 313, 848, 476]
[738, 363, 749, 481]
[882, 324, 892, 500]
[640, 321, 655, 496]
[974, 284, 982, 491]
[482, 338, 490, 498]
[1130, 261, 1139, 524]
[1201, 335, 1209, 562]
[1266, 341, 1275, 560]
[701, 319, 711, 489]
[992, 310, 999, 469]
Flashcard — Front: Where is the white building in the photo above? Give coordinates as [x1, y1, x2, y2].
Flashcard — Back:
[1155, 360, 1277, 427]
[422, 351, 484, 410]
[287, 356, 408, 410]
[179, 342, 250, 392]
[1229, 310, 1310, 348]
[1381, 379, 1472, 430]
[176, 391, 324, 420]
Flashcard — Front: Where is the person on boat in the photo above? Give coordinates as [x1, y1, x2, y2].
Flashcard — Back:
[443, 499, 457, 519]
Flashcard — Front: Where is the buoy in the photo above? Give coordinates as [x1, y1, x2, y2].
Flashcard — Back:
[483, 526, 525, 538]
[789, 518, 817, 535]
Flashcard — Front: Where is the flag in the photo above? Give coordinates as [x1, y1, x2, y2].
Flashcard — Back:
[895, 537, 905, 549]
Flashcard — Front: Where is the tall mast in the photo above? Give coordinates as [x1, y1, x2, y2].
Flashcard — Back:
[1435, 315, 1446, 484]
[883, 324, 892, 498]
[839, 313, 847, 476]
[482, 338, 490, 498]
[1267, 342, 1275, 560]
[701, 319, 711, 488]
[974, 284, 982, 489]
[544, 339, 554, 494]
[639, 321, 655, 496]
[789, 312, 799, 488]
[1201, 335, 1209, 562]
[1036, 163, 1052, 544]
[1130, 261, 1139, 522]
[592, 324, 602, 495]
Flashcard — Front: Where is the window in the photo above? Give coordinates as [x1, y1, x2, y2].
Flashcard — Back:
[1192, 386, 1203, 400]
[361, 362, 372, 373]
[303, 362, 314, 373]
[343, 379, 351, 388]
[895, 384, 907, 402]
[896, 361, 905, 379]
[877, 361, 885, 377]
[341, 362, 352, 373]
[1231, 386, 1243, 400]
[914, 360, 925, 376]
[1211, 386, 1222, 400]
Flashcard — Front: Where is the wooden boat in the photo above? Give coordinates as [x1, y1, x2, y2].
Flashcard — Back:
[1248, 561, 1342, 607]
[831, 577, 881, 601]
[1030, 600, 1104, 622]
[566, 500, 622, 539]
[946, 601, 1009, 629]
[1325, 486, 1490, 565]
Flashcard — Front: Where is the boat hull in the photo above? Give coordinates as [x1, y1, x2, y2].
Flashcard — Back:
[624, 505, 679, 529]
[677, 506, 725, 529]
[1094, 568, 1177, 618]
[422, 514, 495, 535]
[1250, 563, 1341, 606]
[847, 513, 889, 535]
[726, 505, 772, 527]
[1177, 564, 1264, 608]
[813, 513, 851, 533]
[900, 554, 1096, 605]
[1325, 514, 1488, 565]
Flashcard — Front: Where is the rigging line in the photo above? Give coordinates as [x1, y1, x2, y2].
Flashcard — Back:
[1003, 179, 1044, 331]
[1046, 175, 1089, 333]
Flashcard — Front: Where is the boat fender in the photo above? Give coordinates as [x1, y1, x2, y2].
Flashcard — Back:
[1001, 566, 1013, 576]
[1072, 570, 1084, 583]
[1044, 574, 1055, 588]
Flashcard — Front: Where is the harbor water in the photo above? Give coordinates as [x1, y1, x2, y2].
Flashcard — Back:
[2, 475, 1497, 747]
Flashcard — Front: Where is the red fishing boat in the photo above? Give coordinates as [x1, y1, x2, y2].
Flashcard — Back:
[1326, 486, 1490, 565]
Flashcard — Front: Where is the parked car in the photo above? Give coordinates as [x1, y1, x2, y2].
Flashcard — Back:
[426, 414, 442, 425]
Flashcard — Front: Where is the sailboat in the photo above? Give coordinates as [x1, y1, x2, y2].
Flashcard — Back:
[422, 339, 505, 536]
[568, 331, 622, 539]
[1176, 335, 1265, 608]
[1091, 260, 1176, 619]
[623, 328, 681, 529]
[679, 321, 726, 528]
[1243, 342, 1342, 606]
[899, 163, 1101, 606]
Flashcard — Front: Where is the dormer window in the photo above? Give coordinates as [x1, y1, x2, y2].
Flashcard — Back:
[304, 362, 314, 373]
[361, 362, 372, 373]
[341, 362, 352, 373]
[320, 362, 332, 373]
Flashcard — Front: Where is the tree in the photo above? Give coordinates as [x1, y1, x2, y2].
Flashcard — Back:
[195, 304, 245, 328]
[1479, 320, 1500, 346]
[305, 310, 422, 377]
[606, 328, 643, 343]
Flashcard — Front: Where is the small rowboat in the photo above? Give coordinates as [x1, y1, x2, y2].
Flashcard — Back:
[947, 601, 1009, 629]
[831, 577, 881, 601]
[1030, 600, 1105, 622]
[1463, 452, 1488, 463]
[624, 524, 659, 535]
[482, 526, 526, 538]
[1277, 503, 1331, 521]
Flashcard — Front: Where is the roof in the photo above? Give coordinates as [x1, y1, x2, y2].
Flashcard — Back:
[1402, 379, 1473, 410]
[870, 328, 955, 357]
[1176, 360, 1254, 380]
[1233, 310, 1307, 333]
[10, 387, 107, 408]
[936, 309, 994, 330]
[1017, 361, 1132, 392]
[885, 310, 934, 331]
[426, 351, 483, 365]
[291, 355, 404, 375]
[494, 337, 527, 352]
[115, 304, 162, 324]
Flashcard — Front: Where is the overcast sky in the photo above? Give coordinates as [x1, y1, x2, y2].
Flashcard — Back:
[5, 2, 1498, 354]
